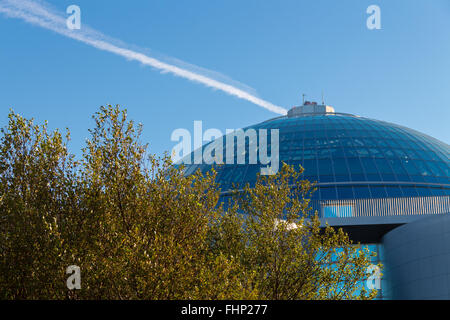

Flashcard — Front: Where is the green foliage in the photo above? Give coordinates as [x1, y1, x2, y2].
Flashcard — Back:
[0, 105, 379, 300]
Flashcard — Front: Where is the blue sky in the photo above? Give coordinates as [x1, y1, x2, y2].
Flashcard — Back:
[1, 0, 449, 157]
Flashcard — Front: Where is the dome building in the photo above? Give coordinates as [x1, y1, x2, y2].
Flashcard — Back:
[182, 101, 450, 299]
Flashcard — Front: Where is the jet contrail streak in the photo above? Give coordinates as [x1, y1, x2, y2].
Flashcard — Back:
[0, 0, 287, 115]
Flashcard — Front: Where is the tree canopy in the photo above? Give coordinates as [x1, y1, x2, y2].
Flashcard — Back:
[0, 105, 379, 299]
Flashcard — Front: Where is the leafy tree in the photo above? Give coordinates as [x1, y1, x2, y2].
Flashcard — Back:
[67, 106, 256, 299]
[210, 165, 378, 299]
[0, 112, 75, 299]
[0, 105, 379, 299]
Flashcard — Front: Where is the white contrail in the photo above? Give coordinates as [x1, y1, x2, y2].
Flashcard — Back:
[0, 0, 287, 115]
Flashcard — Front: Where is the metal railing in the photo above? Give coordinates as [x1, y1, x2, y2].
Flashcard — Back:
[309, 196, 450, 218]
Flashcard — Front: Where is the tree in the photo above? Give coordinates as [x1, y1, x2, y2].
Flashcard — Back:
[71, 106, 254, 299]
[0, 112, 75, 299]
[0, 105, 379, 299]
[210, 165, 378, 299]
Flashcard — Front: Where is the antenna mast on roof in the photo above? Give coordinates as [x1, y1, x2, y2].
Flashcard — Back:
[302, 93, 306, 105]
[322, 90, 325, 105]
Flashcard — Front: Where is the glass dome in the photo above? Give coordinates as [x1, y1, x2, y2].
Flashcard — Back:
[183, 112, 450, 201]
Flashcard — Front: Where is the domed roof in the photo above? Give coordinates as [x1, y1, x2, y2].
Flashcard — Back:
[183, 111, 450, 201]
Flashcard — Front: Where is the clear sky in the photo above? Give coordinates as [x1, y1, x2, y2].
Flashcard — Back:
[1, 0, 449, 157]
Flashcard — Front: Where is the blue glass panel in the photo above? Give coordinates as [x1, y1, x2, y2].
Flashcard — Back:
[400, 186, 419, 197]
[337, 186, 354, 199]
[387, 159, 408, 176]
[430, 187, 449, 196]
[333, 158, 350, 176]
[318, 159, 334, 175]
[302, 159, 318, 176]
[374, 158, 392, 173]
[353, 186, 372, 198]
[401, 159, 420, 175]
[370, 186, 387, 198]
[437, 161, 450, 177]
[320, 187, 338, 200]
[346, 158, 364, 174]
[320, 175, 334, 183]
[360, 158, 378, 174]
[385, 186, 404, 197]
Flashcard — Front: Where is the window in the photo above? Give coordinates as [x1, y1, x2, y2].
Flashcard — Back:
[337, 186, 355, 199]
[332, 158, 350, 175]
[323, 205, 354, 218]
[320, 187, 338, 200]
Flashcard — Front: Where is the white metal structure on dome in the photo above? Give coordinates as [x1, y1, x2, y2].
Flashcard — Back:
[287, 101, 335, 118]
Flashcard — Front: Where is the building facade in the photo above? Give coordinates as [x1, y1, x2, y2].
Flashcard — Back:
[182, 102, 450, 299]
